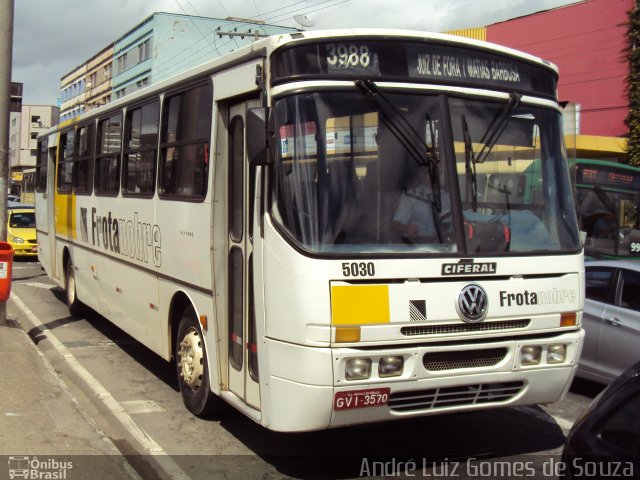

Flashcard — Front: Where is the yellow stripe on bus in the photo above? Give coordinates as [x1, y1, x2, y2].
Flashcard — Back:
[331, 285, 390, 325]
[54, 193, 76, 240]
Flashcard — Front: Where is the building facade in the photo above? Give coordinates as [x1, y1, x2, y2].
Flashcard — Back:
[85, 45, 114, 112]
[59, 63, 87, 123]
[9, 105, 59, 193]
[448, 0, 633, 162]
[59, 13, 297, 120]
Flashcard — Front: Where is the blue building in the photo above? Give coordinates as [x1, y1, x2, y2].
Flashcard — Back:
[59, 13, 297, 122]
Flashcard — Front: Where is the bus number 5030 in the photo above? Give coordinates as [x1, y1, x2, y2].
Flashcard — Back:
[342, 262, 375, 277]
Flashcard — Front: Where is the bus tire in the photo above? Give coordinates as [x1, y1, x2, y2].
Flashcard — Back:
[65, 259, 84, 317]
[176, 305, 220, 417]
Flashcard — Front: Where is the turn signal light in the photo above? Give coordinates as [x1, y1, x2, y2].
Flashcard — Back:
[336, 326, 361, 343]
[560, 312, 577, 327]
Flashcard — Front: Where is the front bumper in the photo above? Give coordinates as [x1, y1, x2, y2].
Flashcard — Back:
[263, 329, 583, 432]
[10, 242, 38, 256]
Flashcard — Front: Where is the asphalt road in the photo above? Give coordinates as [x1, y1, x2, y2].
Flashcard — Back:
[6, 259, 605, 480]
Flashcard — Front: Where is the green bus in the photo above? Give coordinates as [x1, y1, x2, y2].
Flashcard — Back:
[575, 159, 640, 259]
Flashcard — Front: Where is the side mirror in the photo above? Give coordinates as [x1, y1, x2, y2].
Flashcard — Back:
[580, 230, 587, 246]
[247, 107, 272, 166]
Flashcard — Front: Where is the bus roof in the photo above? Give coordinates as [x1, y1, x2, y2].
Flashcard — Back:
[39, 28, 559, 140]
[280, 28, 558, 73]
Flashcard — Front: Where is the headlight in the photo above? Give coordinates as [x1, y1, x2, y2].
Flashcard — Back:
[379, 356, 404, 378]
[12, 236, 24, 244]
[521, 346, 542, 366]
[547, 344, 567, 364]
[345, 358, 372, 380]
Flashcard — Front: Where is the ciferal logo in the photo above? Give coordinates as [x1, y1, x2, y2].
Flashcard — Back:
[409, 300, 427, 322]
[456, 284, 488, 323]
[442, 259, 497, 275]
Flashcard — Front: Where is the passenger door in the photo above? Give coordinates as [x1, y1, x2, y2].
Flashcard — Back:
[599, 268, 640, 380]
[36, 136, 59, 281]
[224, 100, 261, 409]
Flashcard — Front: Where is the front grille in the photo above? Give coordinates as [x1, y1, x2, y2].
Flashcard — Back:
[389, 381, 524, 412]
[401, 319, 530, 336]
[28, 239, 37, 244]
[423, 348, 508, 371]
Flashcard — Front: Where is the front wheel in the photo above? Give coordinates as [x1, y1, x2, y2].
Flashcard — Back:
[176, 305, 221, 417]
[65, 259, 84, 316]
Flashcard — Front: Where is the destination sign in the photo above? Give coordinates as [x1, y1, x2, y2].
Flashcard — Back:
[272, 39, 557, 98]
[578, 166, 640, 190]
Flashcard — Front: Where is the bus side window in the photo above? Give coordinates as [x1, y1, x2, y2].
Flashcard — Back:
[159, 82, 212, 200]
[95, 113, 123, 196]
[36, 140, 48, 194]
[57, 129, 74, 194]
[73, 122, 95, 195]
[123, 100, 159, 196]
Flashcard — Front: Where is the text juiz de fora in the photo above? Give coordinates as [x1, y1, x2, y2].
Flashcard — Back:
[416, 54, 521, 83]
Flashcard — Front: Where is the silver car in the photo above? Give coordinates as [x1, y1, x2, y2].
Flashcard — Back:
[578, 260, 640, 384]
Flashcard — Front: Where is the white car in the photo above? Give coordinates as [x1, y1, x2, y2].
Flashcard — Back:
[577, 259, 640, 384]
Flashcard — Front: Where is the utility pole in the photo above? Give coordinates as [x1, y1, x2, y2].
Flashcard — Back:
[0, 0, 14, 325]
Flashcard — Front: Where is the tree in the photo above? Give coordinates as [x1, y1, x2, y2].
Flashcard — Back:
[626, 1, 640, 166]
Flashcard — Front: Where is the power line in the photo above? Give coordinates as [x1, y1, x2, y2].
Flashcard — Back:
[263, 0, 350, 25]
[174, 0, 223, 54]
[578, 105, 628, 113]
[187, 0, 316, 37]
[254, 0, 318, 18]
[507, 24, 627, 51]
[542, 41, 625, 63]
[251, 0, 262, 20]
[561, 74, 629, 87]
[533, 40, 625, 61]
[156, 0, 352, 81]
[156, 0, 348, 78]
[559, 66, 627, 79]
[215, 0, 231, 18]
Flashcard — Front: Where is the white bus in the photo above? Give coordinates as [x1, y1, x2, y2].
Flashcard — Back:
[36, 29, 584, 432]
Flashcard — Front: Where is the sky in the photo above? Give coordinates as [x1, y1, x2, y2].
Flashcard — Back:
[12, 0, 580, 106]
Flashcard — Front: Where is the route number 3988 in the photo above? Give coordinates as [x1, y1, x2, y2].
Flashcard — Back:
[327, 44, 371, 69]
[342, 262, 375, 277]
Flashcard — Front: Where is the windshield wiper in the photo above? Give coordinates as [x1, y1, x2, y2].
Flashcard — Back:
[356, 79, 445, 241]
[474, 92, 522, 164]
[594, 186, 617, 214]
[461, 114, 478, 212]
[356, 80, 438, 166]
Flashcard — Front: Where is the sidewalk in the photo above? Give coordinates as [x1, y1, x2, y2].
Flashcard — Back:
[0, 311, 136, 479]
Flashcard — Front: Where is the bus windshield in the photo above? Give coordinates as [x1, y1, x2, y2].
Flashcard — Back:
[271, 90, 580, 256]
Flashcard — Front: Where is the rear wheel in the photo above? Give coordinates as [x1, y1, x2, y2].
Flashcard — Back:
[65, 258, 84, 316]
[176, 305, 221, 417]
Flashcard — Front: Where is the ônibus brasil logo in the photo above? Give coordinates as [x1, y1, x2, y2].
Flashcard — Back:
[8, 456, 73, 479]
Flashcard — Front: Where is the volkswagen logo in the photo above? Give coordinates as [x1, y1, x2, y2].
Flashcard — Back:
[456, 284, 488, 323]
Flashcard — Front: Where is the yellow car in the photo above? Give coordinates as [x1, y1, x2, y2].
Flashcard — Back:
[8, 208, 38, 256]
